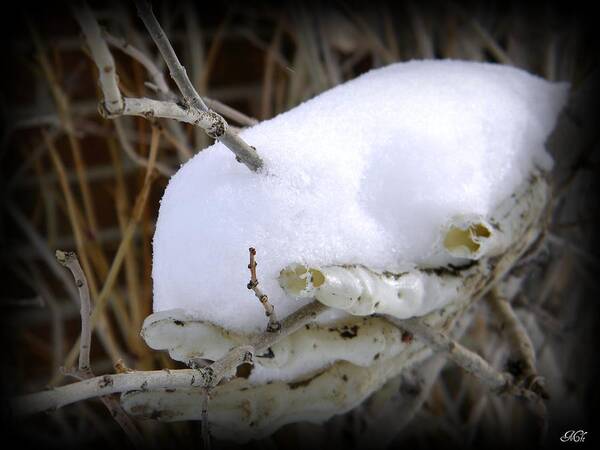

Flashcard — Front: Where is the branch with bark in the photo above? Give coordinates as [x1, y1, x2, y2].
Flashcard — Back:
[73, 1, 263, 172]
[487, 288, 549, 399]
[12, 299, 327, 417]
[247, 247, 281, 332]
[387, 314, 547, 403]
[55, 250, 144, 448]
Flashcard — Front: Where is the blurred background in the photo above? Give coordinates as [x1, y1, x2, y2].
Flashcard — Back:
[1, 1, 599, 449]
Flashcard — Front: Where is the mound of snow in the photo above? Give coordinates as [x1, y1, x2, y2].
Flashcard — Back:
[152, 60, 568, 332]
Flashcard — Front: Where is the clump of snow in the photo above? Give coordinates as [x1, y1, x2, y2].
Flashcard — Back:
[152, 60, 568, 333]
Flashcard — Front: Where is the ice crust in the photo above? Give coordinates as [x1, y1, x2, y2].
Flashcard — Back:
[152, 60, 568, 332]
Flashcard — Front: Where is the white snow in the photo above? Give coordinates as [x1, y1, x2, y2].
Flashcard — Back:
[152, 60, 568, 333]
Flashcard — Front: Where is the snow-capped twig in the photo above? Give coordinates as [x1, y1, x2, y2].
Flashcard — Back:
[487, 288, 549, 399]
[12, 300, 327, 416]
[55, 250, 92, 374]
[248, 247, 281, 332]
[133, 0, 263, 172]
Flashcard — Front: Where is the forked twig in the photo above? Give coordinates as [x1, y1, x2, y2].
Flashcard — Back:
[74, 1, 263, 171]
[133, 0, 263, 172]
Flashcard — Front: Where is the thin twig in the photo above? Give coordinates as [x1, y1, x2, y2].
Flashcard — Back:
[56, 125, 161, 381]
[388, 316, 512, 393]
[204, 97, 258, 127]
[104, 30, 170, 96]
[72, 3, 124, 114]
[104, 28, 194, 161]
[389, 314, 551, 417]
[487, 288, 549, 399]
[133, 0, 263, 172]
[55, 251, 144, 448]
[247, 247, 281, 332]
[201, 388, 211, 450]
[359, 315, 472, 449]
[44, 130, 126, 367]
[77, 3, 259, 166]
[56, 250, 92, 373]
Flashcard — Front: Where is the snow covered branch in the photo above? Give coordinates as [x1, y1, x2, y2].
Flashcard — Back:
[12, 300, 327, 416]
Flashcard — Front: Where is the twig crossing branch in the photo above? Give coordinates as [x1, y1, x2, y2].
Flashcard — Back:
[133, 0, 264, 172]
[74, 1, 263, 172]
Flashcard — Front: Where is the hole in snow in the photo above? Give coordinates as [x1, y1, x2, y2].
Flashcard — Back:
[309, 269, 325, 287]
[279, 265, 325, 296]
[443, 223, 492, 254]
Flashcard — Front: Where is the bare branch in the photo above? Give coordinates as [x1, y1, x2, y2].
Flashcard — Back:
[114, 97, 223, 132]
[55, 251, 144, 447]
[56, 250, 92, 373]
[13, 300, 327, 416]
[133, 0, 263, 172]
[72, 3, 124, 114]
[59, 126, 161, 376]
[201, 389, 211, 450]
[132, 0, 207, 110]
[247, 247, 281, 332]
[488, 289, 549, 399]
[388, 316, 512, 393]
[105, 30, 258, 128]
[104, 30, 170, 96]
[204, 97, 258, 127]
